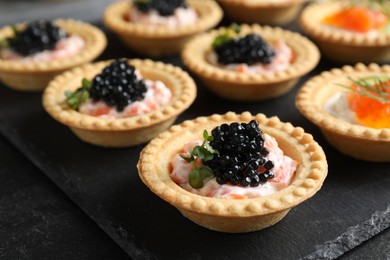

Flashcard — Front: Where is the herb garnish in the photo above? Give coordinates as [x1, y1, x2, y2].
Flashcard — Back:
[339, 76, 390, 103]
[212, 23, 241, 48]
[0, 25, 20, 49]
[180, 130, 218, 189]
[65, 78, 92, 110]
[134, 0, 150, 5]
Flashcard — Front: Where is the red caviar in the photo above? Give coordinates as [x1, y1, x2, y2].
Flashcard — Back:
[347, 79, 390, 128]
[323, 7, 388, 33]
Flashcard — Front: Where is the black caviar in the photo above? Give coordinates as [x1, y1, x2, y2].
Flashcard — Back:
[213, 34, 276, 65]
[7, 20, 67, 56]
[203, 120, 274, 187]
[89, 59, 147, 112]
[134, 0, 187, 16]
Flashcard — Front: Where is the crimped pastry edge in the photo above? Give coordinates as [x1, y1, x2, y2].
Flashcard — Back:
[296, 63, 390, 141]
[103, 0, 223, 38]
[137, 111, 328, 218]
[300, 2, 390, 47]
[181, 24, 320, 85]
[42, 59, 197, 131]
[0, 19, 107, 72]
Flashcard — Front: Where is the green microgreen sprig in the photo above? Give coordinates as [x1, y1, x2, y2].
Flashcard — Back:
[134, 0, 150, 5]
[212, 23, 241, 49]
[64, 78, 92, 110]
[338, 76, 390, 104]
[180, 130, 218, 189]
[0, 25, 20, 49]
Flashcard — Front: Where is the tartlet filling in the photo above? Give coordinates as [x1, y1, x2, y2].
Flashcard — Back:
[0, 35, 85, 62]
[325, 76, 390, 128]
[129, 1, 198, 28]
[79, 79, 171, 119]
[65, 59, 172, 119]
[209, 26, 293, 74]
[322, 5, 390, 36]
[0, 20, 85, 62]
[208, 40, 292, 74]
[171, 121, 297, 199]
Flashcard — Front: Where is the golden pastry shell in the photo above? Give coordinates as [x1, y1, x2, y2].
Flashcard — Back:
[218, 0, 307, 25]
[42, 59, 197, 147]
[296, 63, 390, 162]
[103, 0, 223, 56]
[300, 2, 390, 64]
[0, 19, 107, 91]
[182, 24, 320, 101]
[137, 111, 328, 233]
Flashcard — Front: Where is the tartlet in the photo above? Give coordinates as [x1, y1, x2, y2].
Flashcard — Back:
[0, 19, 106, 91]
[218, 0, 307, 26]
[296, 63, 390, 162]
[182, 24, 320, 101]
[103, 0, 223, 56]
[137, 111, 327, 233]
[300, 1, 390, 64]
[42, 59, 197, 147]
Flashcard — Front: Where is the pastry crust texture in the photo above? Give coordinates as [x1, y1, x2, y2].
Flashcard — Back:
[137, 111, 328, 233]
[218, 0, 307, 25]
[300, 2, 390, 64]
[103, 0, 223, 56]
[0, 19, 107, 91]
[42, 59, 197, 147]
[296, 63, 390, 162]
[182, 24, 320, 101]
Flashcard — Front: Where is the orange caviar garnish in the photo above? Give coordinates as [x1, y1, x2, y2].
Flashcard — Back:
[323, 6, 388, 33]
[347, 77, 390, 128]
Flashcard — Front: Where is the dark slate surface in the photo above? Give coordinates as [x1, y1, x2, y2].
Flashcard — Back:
[303, 205, 390, 259]
[0, 0, 116, 27]
[0, 134, 129, 259]
[0, 1, 390, 259]
[1, 27, 390, 259]
[341, 225, 390, 260]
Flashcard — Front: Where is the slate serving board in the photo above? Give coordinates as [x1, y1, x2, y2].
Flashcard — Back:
[0, 22, 390, 259]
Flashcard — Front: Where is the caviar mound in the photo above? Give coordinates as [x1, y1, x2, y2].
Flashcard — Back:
[205, 120, 274, 187]
[137, 111, 328, 233]
[182, 24, 320, 101]
[89, 59, 147, 112]
[42, 59, 197, 147]
[296, 63, 390, 162]
[103, 0, 223, 56]
[134, 0, 187, 16]
[214, 34, 275, 65]
[0, 19, 107, 91]
[7, 20, 67, 56]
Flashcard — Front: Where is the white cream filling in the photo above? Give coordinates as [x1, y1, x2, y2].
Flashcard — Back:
[129, 6, 198, 28]
[171, 133, 297, 199]
[324, 92, 360, 125]
[207, 40, 293, 74]
[79, 77, 172, 119]
[0, 35, 85, 62]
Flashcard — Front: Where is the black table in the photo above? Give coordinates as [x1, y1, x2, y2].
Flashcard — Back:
[1, 1, 390, 259]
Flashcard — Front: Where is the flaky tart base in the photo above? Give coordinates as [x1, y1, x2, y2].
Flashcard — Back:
[103, 0, 223, 56]
[137, 111, 327, 233]
[296, 63, 390, 162]
[42, 59, 197, 147]
[300, 2, 390, 64]
[219, 0, 307, 25]
[182, 24, 320, 101]
[0, 19, 107, 91]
